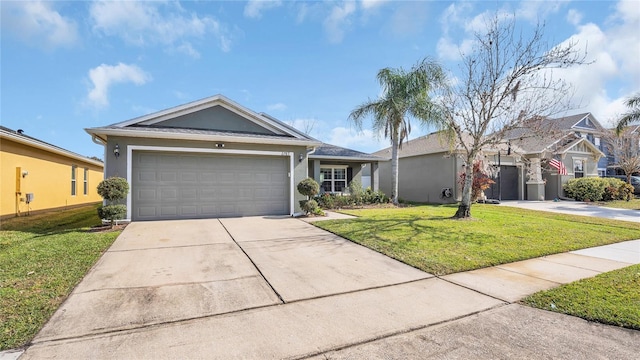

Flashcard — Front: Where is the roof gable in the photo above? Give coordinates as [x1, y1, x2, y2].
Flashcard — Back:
[143, 105, 277, 135]
[86, 95, 320, 147]
[561, 137, 604, 157]
[573, 115, 598, 130]
[111, 94, 309, 138]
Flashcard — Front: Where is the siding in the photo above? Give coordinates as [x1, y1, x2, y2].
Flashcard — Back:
[1, 139, 103, 218]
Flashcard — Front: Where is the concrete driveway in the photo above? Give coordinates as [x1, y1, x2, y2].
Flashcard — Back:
[19, 216, 639, 359]
[499, 200, 640, 222]
[23, 217, 502, 359]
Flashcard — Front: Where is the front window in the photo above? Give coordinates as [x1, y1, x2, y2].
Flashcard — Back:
[71, 165, 77, 196]
[574, 159, 584, 178]
[83, 168, 88, 195]
[320, 167, 347, 193]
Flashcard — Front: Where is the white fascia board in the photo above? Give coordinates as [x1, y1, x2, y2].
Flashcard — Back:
[86, 128, 322, 147]
[309, 155, 381, 162]
[125, 145, 297, 219]
[2, 130, 104, 168]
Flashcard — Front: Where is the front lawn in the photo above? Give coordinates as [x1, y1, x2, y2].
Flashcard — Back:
[598, 198, 640, 210]
[523, 264, 640, 330]
[0, 204, 121, 351]
[315, 204, 640, 275]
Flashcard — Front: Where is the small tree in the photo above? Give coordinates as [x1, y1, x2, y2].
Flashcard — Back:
[297, 178, 321, 215]
[439, 13, 587, 218]
[97, 177, 129, 228]
[458, 161, 495, 202]
[604, 128, 640, 183]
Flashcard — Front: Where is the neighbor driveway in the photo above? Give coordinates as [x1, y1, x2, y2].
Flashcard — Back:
[499, 200, 640, 222]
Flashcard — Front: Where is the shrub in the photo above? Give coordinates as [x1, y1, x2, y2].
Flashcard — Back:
[97, 177, 129, 202]
[315, 187, 388, 209]
[619, 182, 635, 201]
[348, 180, 364, 205]
[297, 178, 320, 199]
[300, 199, 320, 215]
[97, 205, 127, 224]
[97, 177, 129, 228]
[563, 177, 607, 202]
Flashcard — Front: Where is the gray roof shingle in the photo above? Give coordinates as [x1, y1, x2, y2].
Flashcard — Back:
[311, 143, 383, 160]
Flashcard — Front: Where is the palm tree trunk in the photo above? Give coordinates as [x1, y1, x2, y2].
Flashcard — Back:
[454, 159, 474, 218]
[391, 133, 400, 205]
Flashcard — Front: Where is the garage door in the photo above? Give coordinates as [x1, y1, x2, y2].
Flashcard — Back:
[132, 151, 289, 220]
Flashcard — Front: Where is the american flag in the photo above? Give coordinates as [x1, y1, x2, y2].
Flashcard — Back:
[549, 158, 567, 175]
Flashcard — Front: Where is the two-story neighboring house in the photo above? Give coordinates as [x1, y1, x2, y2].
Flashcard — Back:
[540, 113, 609, 176]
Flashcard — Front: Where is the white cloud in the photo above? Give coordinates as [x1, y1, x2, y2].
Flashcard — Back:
[516, 1, 565, 23]
[548, 0, 640, 125]
[324, 127, 387, 153]
[244, 0, 283, 19]
[1, 1, 78, 49]
[267, 103, 287, 111]
[360, 0, 389, 11]
[323, 1, 357, 43]
[175, 42, 200, 58]
[89, 0, 232, 54]
[87, 63, 151, 108]
[566, 9, 583, 26]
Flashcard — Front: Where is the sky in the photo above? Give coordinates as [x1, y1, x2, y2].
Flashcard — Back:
[1, 0, 639, 159]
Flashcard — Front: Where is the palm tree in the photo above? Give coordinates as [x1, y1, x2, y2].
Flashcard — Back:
[616, 92, 640, 135]
[349, 58, 447, 204]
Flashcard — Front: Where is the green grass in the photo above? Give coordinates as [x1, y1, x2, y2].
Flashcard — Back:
[598, 198, 640, 210]
[316, 204, 640, 275]
[0, 205, 120, 351]
[523, 264, 640, 330]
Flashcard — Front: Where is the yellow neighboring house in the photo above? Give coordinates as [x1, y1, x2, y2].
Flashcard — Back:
[1, 126, 104, 219]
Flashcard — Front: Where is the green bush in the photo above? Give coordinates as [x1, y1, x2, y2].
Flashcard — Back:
[300, 199, 320, 215]
[619, 182, 635, 201]
[563, 177, 608, 202]
[97, 205, 127, 224]
[97, 177, 129, 202]
[297, 178, 320, 199]
[97, 177, 129, 227]
[315, 187, 388, 209]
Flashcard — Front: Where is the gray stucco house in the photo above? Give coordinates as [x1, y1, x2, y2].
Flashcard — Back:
[373, 113, 605, 204]
[86, 95, 380, 221]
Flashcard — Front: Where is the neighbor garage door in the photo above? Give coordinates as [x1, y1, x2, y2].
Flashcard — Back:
[132, 151, 289, 220]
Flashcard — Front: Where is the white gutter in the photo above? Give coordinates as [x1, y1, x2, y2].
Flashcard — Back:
[86, 128, 322, 147]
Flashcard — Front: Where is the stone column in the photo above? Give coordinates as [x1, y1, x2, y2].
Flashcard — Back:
[526, 158, 545, 201]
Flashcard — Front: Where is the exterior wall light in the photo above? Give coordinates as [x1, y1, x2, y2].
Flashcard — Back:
[114, 144, 120, 158]
[299, 153, 304, 163]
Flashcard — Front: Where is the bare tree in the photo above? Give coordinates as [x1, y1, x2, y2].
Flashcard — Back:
[440, 14, 588, 218]
[604, 127, 640, 183]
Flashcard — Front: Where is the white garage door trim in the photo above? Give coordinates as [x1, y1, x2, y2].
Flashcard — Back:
[125, 145, 295, 220]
